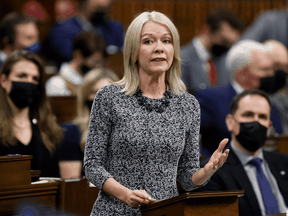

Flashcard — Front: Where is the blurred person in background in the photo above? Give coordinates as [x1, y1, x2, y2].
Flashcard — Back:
[194, 40, 283, 158]
[181, 8, 245, 94]
[46, 31, 107, 96]
[46, 0, 124, 68]
[240, 9, 288, 47]
[0, 50, 63, 177]
[0, 12, 40, 69]
[58, 68, 118, 179]
[264, 40, 288, 135]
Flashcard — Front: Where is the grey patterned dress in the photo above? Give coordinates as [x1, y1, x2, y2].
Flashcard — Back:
[84, 84, 201, 215]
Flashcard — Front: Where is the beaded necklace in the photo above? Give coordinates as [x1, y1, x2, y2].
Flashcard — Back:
[135, 86, 173, 113]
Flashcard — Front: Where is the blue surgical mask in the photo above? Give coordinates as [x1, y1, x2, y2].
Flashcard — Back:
[25, 42, 42, 54]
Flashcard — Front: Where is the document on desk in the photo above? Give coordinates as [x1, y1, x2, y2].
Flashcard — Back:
[31, 180, 50, 184]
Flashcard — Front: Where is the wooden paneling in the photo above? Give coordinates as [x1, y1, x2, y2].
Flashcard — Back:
[265, 135, 288, 154]
[0, 0, 286, 46]
[0, 156, 32, 188]
[48, 96, 77, 124]
[58, 178, 99, 216]
[109, 0, 287, 46]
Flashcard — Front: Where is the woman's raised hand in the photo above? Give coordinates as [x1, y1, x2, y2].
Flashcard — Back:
[204, 138, 229, 175]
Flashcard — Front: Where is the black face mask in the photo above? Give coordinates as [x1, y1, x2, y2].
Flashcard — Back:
[236, 121, 268, 152]
[259, 70, 287, 94]
[81, 65, 92, 75]
[90, 10, 107, 26]
[211, 44, 230, 57]
[85, 100, 93, 111]
[9, 81, 41, 109]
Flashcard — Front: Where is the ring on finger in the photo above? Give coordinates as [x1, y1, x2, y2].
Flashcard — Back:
[214, 164, 218, 169]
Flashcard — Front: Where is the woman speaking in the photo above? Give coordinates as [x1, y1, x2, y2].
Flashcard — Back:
[84, 11, 229, 215]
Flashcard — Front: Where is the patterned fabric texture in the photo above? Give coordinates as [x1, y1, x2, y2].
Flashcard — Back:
[84, 84, 201, 215]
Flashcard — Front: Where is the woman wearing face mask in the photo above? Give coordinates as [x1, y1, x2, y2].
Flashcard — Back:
[57, 68, 118, 179]
[0, 50, 63, 177]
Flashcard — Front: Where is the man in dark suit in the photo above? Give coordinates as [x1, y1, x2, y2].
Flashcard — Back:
[194, 40, 283, 157]
[181, 8, 245, 94]
[199, 89, 288, 216]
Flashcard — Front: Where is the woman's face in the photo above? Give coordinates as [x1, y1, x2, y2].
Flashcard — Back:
[87, 78, 110, 101]
[0, 60, 40, 94]
[137, 21, 174, 76]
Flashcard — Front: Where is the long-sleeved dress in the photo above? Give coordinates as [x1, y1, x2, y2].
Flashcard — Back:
[84, 84, 201, 215]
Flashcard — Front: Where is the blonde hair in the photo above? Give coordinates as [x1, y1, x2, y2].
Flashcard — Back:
[115, 11, 186, 95]
[73, 68, 119, 151]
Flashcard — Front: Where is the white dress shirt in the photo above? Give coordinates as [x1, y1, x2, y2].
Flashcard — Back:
[46, 62, 83, 96]
[193, 37, 211, 73]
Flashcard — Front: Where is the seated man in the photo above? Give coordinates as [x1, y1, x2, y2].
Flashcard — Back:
[0, 12, 40, 68]
[194, 40, 283, 157]
[46, 0, 124, 68]
[199, 89, 288, 216]
[264, 40, 288, 135]
[181, 8, 245, 93]
[46, 31, 106, 96]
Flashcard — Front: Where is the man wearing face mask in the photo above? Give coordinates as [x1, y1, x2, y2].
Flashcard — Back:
[264, 40, 288, 135]
[194, 40, 283, 158]
[197, 89, 288, 216]
[46, 0, 124, 68]
[0, 12, 41, 69]
[181, 8, 245, 93]
[46, 31, 107, 96]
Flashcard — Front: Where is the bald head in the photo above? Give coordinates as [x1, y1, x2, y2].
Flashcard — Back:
[265, 40, 288, 71]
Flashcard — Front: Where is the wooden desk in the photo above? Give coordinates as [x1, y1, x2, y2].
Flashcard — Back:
[265, 135, 288, 154]
[58, 178, 99, 216]
[0, 156, 99, 216]
[141, 190, 244, 216]
[48, 96, 77, 124]
[0, 155, 32, 188]
[0, 182, 59, 215]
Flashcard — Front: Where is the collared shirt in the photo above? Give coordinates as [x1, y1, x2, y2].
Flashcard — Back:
[75, 15, 103, 37]
[46, 62, 83, 96]
[231, 141, 288, 215]
[231, 80, 244, 95]
[193, 37, 211, 73]
[0, 51, 7, 63]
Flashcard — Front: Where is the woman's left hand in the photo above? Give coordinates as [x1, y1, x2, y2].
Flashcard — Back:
[204, 138, 229, 175]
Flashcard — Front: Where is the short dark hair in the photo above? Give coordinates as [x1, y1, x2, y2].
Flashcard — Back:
[206, 8, 245, 33]
[230, 89, 271, 115]
[78, 0, 89, 11]
[72, 31, 107, 58]
[0, 12, 36, 49]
